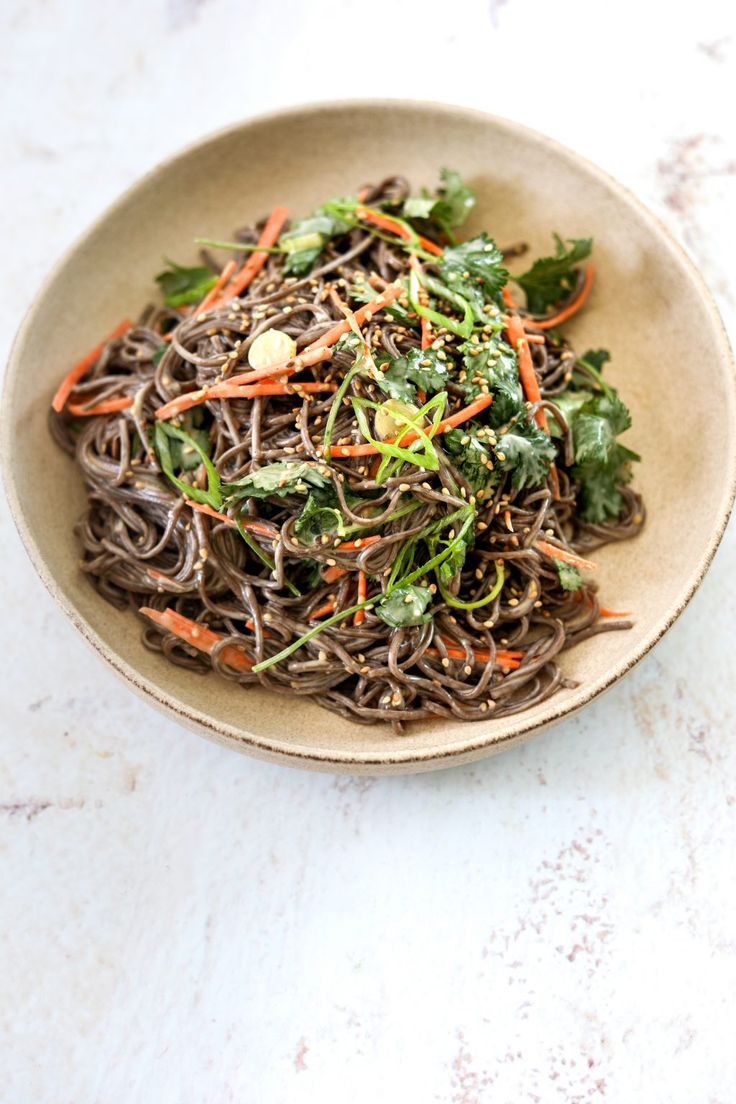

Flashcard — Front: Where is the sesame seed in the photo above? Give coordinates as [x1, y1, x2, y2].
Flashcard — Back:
[464, 665, 472, 676]
[326, 558, 337, 566]
[479, 701, 488, 712]
[399, 483, 411, 492]
[441, 657, 450, 668]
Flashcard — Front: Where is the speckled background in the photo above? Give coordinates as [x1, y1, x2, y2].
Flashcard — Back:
[1, 1, 735, 1101]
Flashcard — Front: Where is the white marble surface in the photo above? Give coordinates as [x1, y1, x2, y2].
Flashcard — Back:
[2, 1, 736, 1100]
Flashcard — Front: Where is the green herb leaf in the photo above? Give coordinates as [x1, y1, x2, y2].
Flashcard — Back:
[434, 168, 475, 230]
[402, 196, 436, 220]
[294, 493, 346, 544]
[279, 209, 350, 275]
[550, 379, 639, 523]
[457, 334, 523, 424]
[574, 442, 640, 523]
[222, 461, 330, 503]
[515, 234, 592, 314]
[403, 168, 475, 235]
[438, 233, 509, 314]
[548, 391, 590, 438]
[378, 347, 451, 403]
[155, 260, 217, 308]
[495, 421, 557, 490]
[444, 425, 499, 493]
[581, 348, 610, 373]
[574, 393, 632, 466]
[375, 586, 433, 628]
[555, 559, 583, 592]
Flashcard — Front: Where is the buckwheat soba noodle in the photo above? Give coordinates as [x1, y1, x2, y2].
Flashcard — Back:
[50, 171, 643, 731]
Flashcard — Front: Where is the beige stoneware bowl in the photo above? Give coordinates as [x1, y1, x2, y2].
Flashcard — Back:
[3, 101, 735, 773]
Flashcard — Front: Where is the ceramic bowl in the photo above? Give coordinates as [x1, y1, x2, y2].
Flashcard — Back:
[3, 101, 735, 773]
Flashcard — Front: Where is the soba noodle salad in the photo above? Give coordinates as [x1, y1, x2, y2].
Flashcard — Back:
[50, 171, 643, 730]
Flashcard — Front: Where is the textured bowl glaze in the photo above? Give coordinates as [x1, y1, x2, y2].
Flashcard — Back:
[3, 101, 735, 773]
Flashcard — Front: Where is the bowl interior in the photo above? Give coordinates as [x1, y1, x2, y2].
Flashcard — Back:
[3, 101, 735, 770]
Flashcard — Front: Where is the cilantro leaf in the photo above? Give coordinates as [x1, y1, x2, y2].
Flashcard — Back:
[581, 349, 610, 373]
[403, 196, 436, 220]
[443, 425, 499, 493]
[555, 559, 583, 592]
[434, 168, 475, 230]
[438, 233, 509, 314]
[294, 492, 346, 544]
[403, 169, 475, 236]
[376, 585, 432, 628]
[495, 421, 557, 490]
[279, 209, 350, 276]
[550, 378, 639, 524]
[548, 390, 590, 439]
[437, 529, 472, 585]
[457, 335, 523, 424]
[573, 393, 632, 466]
[155, 260, 217, 308]
[378, 348, 451, 402]
[222, 461, 330, 503]
[574, 442, 640, 523]
[515, 235, 592, 314]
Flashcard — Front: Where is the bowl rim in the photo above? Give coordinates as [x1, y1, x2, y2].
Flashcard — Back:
[3, 98, 736, 771]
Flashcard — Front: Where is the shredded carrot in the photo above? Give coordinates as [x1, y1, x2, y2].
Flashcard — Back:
[321, 565, 347, 584]
[525, 333, 546, 344]
[505, 313, 560, 498]
[51, 319, 132, 413]
[356, 207, 443, 256]
[211, 381, 336, 399]
[368, 454, 382, 480]
[580, 594, 631, 618]
[146, 567, 172, 583]
[503, 509, 513, 532]
[505, 314, 545, 428]
[357, 185, 372, 203]
[354, 571, 367, 624]
[426, 645, 522, 669]
[305, 282, 404, 352]
[324, 392, 494, 458]
[155, 378, 335, 420]
[501, 285, 516, 308]
[139, 606, 253, 672]
[533, 263, 595, 329]
[185, 500, 277, 539]
[185, 501, 235, 527]
[338, 534, 381, 551]
[226, 346, 333, 388]
[218, 206, 289, 303]
[67, 396, 133, 417]
[536, 538, 597, 572]
[310, 599, 337, 620]
[196, 259, 237, 314]
[420, 316, 433, 350]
